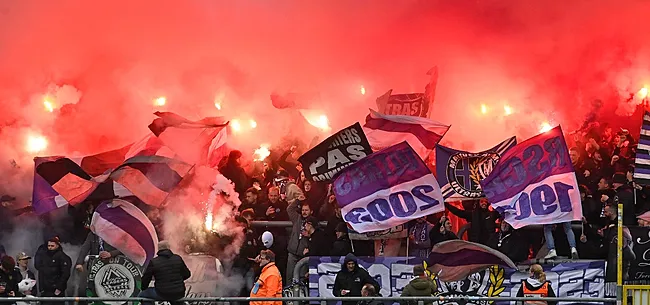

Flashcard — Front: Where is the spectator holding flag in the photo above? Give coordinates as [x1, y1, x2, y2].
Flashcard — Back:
[75, 232, 122, 272]
[140, 241, 191, 304]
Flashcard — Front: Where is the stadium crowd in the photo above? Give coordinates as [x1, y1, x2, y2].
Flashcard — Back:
[0, 119, 645, 303]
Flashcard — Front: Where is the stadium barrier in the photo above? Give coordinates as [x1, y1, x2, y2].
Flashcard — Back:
[0, 296, 617, 303]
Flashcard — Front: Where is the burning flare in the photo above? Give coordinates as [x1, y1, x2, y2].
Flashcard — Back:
[539, 122, 552, 133]
[360, 86, 366, 95]
[249, 119, 257, 129]
[215, 102, 222, 110]
[503, 105, 513, 116]
[230, 119, 241, 132]
[154, 96, 166, 106]
[205, 210, 213, 231]
[639, 86, 648, 99]
[43, 98, 55, 112]
[26, 134, 48, 153]
[254, 144, 271, 161]
[480, 104, 488, 114]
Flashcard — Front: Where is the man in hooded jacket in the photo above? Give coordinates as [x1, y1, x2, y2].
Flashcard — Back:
[333, 254, 380, 305]
[400, 265, 436, 305]
[34, 236, 71, 298]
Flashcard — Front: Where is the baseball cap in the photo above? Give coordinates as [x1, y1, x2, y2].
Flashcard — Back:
[16, 252, 31, 260]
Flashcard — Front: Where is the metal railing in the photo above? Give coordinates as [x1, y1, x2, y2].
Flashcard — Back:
[0, 296, 617, 303]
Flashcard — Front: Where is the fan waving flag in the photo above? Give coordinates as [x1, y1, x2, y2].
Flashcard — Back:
[634, 111, 650, 185]
[436, 136, 517, 201]
[148, 112, 228, 165]
[106, 155, 193, 207]
[333, 141, 444, 233]
[362, 109, 449, 159]
[32, 134, 174, 214]
[427, 240, 517, 282]
[91, 198, 159, 266]
[480, 126, 582, 229]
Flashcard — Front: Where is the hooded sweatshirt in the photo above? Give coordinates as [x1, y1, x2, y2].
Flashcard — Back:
[516, 278, 556, 305]
[400, 277, 437, 305]
[333, 254, 381, 305]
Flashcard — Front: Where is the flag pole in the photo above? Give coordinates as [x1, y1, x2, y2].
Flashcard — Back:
[617, 203, 623, 305]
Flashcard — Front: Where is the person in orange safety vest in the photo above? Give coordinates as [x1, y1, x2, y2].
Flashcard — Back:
[516, 264, 556, 305]
[250, 249, 283, 305]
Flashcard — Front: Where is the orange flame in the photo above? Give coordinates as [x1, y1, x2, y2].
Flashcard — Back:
[503, 105, 513, 116]
[360, 86, 366, 95]
[539, 122, 552, 133]
[205, 211, 213, 231]
[480, 104, 488, 114]
[43, 97, 55, 112]
[231, 119, 241, 132]
[26, 134, 48, 153]
[249, 119, 257, 129]
[254, 144, 271, 161]
[154, 96, 166, 106]
[639, 86, 648, 99]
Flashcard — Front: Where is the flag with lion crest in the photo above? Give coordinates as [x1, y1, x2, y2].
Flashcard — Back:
[436, 137, 516, 201]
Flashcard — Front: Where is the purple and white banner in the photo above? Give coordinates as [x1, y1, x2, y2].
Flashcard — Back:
[480, 126, 582, 229]
[333, 141, 444, 233]
[309, 256, 605, 305]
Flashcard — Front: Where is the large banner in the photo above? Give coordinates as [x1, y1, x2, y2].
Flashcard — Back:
[628, 226, 650, 284]
[298, 123, 373, 182]
[376, 91, 430, 117]
[436, 137, 517, 201]
[480, 126, 582, 229]
[309, 256, 605, 305]
[87, 256, 143, 305]
[348, 225, 408, 240]
[333, 142, 444, 233]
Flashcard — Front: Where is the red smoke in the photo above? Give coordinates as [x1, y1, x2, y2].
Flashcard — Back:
[1, 0, 650, 202]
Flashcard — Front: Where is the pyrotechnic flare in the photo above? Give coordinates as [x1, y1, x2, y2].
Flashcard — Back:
[154, 96, 166, 106]
[253, 144, 271, 161]
[360, 86, 366, 95]
[43, 98, 55, 112]
[26, 134, 48, 153]
[231, 119, 241, 132]
[539, 122, 552, 133]
[639, 86, 648, 99]
[249, 119, 257, 129]
[503, 105, 513, 116]
[215, 102, 222, 110]
[480, 104, 488, 114]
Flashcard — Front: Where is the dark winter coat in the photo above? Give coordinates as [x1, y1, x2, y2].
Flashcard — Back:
[331, 236, 353, 257]
[220, 162, 250, 197]
[400, 277, 437, 305]
[428, 223, 458, 246]
[601, 225, 635, 282]
[76, 232, 122, 265]
[614, 184, 637, 226]
[306, 229, 328, 257]
[34, 245, 72, 294]
[333, 254, 381, 305]
[487, 229, 528, 263]
[445, 202, 498, 244]
[0, 267, 22, 297]
[142, 249, 191, 300]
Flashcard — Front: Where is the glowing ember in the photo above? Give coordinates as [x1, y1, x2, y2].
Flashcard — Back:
[254, 144, 271, 161]
[205, 211, 213, 231]
[503, 105, 513, 116]
[249, 119, 257, 129]
[26, 134, 48, 153]
[480, 104, 488, 114]
[231, 119, 241, 132]
[154, 96, 166, 106]
[539, 122, 552, 133]
[639, 86, 648, 99]
[360, 86, 366, 95]
[214, 102, 222, 110]
[43, 99, 55, 112]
